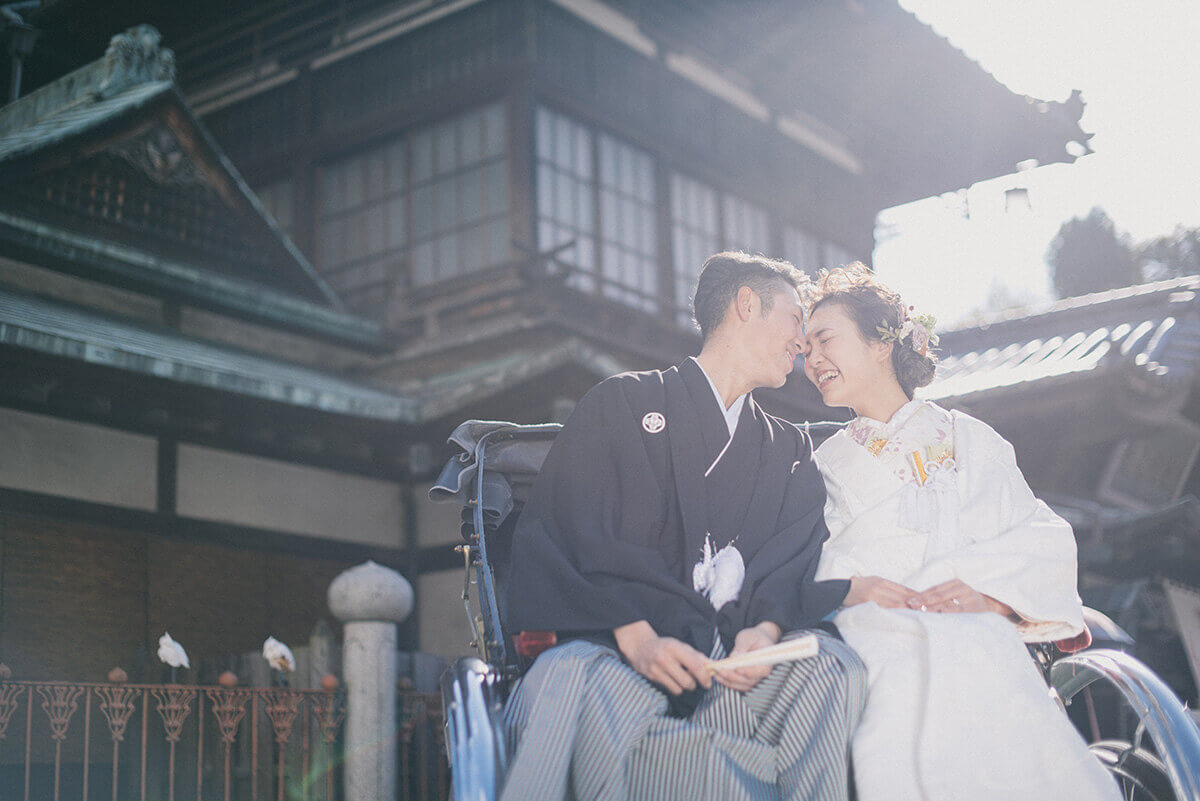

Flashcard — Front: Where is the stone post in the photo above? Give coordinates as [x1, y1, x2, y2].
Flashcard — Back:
[328, 561, 414, 801]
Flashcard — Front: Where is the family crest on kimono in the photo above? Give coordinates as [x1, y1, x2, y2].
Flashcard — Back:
[799, 263, 1122, 801]
[501, 252, 867, 801]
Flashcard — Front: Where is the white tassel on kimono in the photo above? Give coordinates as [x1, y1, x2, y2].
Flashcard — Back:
[692, 534, 745, 611]
[898, 458, 961, 560]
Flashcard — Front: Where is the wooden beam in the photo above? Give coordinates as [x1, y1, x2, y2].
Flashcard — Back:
[0, 486, 408, 567]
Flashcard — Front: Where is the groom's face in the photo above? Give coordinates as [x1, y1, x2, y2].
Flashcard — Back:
[743, 282, 806, 389]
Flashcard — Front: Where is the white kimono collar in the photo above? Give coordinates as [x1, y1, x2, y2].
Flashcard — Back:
[690, 357, 746, 439]
[847, 398, 926, 442]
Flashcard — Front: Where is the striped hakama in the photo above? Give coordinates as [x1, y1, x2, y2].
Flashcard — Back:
[501, 630, 866, 801]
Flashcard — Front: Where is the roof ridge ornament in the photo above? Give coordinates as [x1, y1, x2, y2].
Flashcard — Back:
[97, 25, 176, 99]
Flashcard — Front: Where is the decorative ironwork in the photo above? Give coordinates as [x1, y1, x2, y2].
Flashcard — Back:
[36, 685, 84, 742]
[96, 685, 139, 742]
[206, 688, 251, 745]
[313, 691, 346, 744]
[0, 680, 439, 801]
[206, 687, 251, 801]
[264, 689, 303, 745]
[151, 686, 196, 743]
[399, 692, 426, 746]
[0, 683, 22, 740]
[428, 703, 446, 752]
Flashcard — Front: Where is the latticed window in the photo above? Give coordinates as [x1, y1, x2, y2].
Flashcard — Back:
[30, 154, 268, 274]
[532, 108, 843, 326]
[670, 173, 844, 323]
[535, 107, 596, 294]
[597, 134, 656, 310]
[409, 104, 509, 286]
[535, 107, 658, 310]
[721, 194, 770, 255]
[670, 172, 718, 325]
[315, 103, 509, 318]
[318, 140, 407, 318]
[784, 225, 822, 275]
[673, 175, 777, 323]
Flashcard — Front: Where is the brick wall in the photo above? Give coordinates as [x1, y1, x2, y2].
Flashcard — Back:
[0, 512, 352, 683]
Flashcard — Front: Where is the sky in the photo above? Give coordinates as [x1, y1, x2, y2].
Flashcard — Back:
[874, 0, 1200, 327]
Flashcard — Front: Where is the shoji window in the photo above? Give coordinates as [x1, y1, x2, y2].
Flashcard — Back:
[669, 172, 719, 325]
[315, 103, 509, 318]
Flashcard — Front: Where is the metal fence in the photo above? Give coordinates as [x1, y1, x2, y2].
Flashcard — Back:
[0, 679, 346, 801]
[0, 677, 448, 801]
[397, 689, 449, 801]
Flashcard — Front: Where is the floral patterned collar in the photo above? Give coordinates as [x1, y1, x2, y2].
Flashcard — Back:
[845, 399, 926, 453]
[843, 400, 954, 485]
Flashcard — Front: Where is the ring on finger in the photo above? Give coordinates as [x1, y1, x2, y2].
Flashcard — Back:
[951, 597, 961, 607]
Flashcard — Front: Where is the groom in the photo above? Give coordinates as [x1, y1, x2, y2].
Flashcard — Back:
[500, 251, 866, 801]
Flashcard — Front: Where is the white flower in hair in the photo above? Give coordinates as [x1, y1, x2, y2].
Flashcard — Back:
[909, 311, 939, 354]
[877, 309, 939, 356]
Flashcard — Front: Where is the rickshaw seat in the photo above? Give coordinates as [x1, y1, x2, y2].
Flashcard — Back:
[513, 630, 557, 659]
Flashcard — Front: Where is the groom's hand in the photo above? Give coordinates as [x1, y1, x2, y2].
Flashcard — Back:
[615, 620, 712, 695]
[845, 575, 917, 609]
[714, 621, 780, 692]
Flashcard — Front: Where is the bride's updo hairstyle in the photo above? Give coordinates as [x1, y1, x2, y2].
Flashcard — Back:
[805, 261, 937, 399]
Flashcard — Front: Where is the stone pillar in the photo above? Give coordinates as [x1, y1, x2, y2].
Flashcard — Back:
[328, 561, 414, 801]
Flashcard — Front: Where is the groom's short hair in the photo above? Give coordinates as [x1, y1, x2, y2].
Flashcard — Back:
[692, 251, 807, 341]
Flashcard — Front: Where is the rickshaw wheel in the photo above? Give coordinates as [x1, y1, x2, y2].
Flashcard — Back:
[1089, 739, 1175, 801]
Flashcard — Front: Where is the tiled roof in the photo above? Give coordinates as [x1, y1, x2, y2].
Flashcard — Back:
[0, 287, 418, 422]
[0, 25, 358, 329]
[926, 277, 1200, 401]
[398, 339, 631, 421]
[0, 208, 383, 350]
[0, 80, 171, 163]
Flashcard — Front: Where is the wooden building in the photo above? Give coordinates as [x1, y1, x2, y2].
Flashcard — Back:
[0, 0, 1088, 678]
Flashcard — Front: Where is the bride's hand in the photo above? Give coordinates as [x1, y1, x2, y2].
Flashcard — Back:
[909, 579, 1014, 616]
[845, 576, 917, 609]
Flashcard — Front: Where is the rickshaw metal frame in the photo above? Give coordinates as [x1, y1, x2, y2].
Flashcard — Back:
[1053, 650, 1200, 801]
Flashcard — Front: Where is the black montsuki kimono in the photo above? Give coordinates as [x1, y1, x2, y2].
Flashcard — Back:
[507, 358, 849, 659]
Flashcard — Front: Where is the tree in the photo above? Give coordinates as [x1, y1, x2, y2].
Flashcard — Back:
[1047, 208, 1139, 298]
[1139, 226, 1200, 281]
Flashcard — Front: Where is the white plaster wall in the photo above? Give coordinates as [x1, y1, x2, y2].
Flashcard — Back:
[414, 481, 465, 547]
[176, 444, 402, 546]
[417, 568, 478, 660]
[0, 407, 157, 509]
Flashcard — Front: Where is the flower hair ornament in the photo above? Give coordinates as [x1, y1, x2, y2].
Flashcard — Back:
[877, 307, 939, 356]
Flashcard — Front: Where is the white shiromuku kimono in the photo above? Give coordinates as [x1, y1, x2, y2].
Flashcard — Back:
[814, 400, 1121, 801]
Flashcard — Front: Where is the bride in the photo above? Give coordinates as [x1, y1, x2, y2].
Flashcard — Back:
[800, 263, 1120, 801]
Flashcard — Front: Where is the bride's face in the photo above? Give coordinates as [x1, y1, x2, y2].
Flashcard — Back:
[802, 302, 892, 410]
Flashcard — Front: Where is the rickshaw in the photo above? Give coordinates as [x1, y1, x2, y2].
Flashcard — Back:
[432, 420, 1200, 801]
